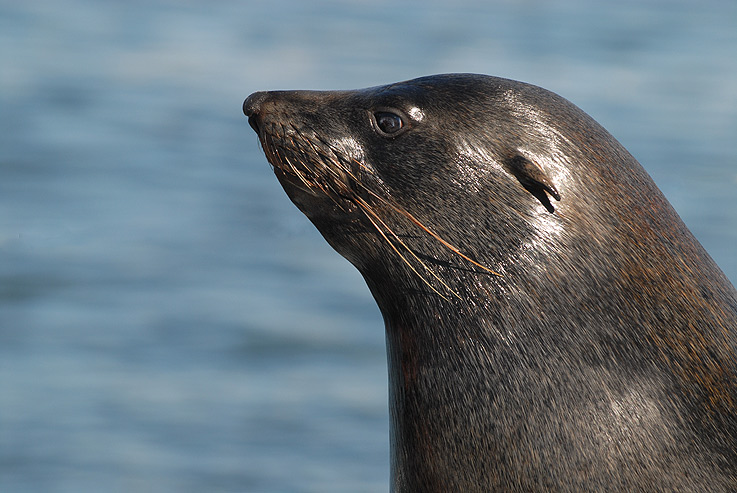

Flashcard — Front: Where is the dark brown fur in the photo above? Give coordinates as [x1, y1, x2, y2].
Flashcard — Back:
[243, 74, 737, 491]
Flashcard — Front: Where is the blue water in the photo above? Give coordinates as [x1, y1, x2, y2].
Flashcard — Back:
[1, 1, 735, 491]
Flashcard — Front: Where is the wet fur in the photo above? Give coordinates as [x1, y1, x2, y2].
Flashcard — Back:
[244, 74, 737, 491]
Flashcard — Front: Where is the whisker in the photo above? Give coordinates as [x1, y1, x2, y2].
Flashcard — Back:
[356, 198, 458, 300]
[305, 129, 500, 278]
[261, 123, 500, 300]
[275, 132, 353, 211]
[336, 153, 502, 277]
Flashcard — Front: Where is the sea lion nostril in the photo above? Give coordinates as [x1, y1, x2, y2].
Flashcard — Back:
[243, 91, 268, 117]
[244, 92, 270, 134]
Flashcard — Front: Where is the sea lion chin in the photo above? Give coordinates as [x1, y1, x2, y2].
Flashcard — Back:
[244, 74, 737, 492]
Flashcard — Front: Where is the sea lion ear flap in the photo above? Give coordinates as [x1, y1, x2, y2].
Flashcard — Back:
[504, 155, 561, 213]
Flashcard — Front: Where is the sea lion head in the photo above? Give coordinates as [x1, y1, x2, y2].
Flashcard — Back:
[243, 75, 583, 293]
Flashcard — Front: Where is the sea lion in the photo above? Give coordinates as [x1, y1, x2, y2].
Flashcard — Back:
[243, 74, 737, 491]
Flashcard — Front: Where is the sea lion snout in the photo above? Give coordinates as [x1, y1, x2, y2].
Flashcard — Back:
[243, 91, 268, 117]
[243, 91, 269, 133]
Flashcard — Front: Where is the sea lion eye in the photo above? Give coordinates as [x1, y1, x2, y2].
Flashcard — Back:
[374, 111, 405, 136]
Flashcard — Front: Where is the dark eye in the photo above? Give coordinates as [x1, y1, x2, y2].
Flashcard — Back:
[374, 111, 404, 135]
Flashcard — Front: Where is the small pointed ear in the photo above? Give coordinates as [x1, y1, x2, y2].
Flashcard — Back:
[504, 155, 561, 213]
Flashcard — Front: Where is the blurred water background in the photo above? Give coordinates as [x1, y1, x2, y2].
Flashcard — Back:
[1, 0, 736, 492]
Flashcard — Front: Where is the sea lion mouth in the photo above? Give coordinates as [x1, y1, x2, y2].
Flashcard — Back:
[244, 92, 358, 204]
[257, 121, 360, 207]
[247, 114, 261, 135]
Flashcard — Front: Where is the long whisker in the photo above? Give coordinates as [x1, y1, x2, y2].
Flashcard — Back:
[287, 133, 355, 211]
[298, 129, 499, 277]
[282, 153, 315, 189]
[369, 188, 502, 277]
[355, 198, 459, 300]
[261, 124, 500, 300]
[267, 131, 349, 210]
